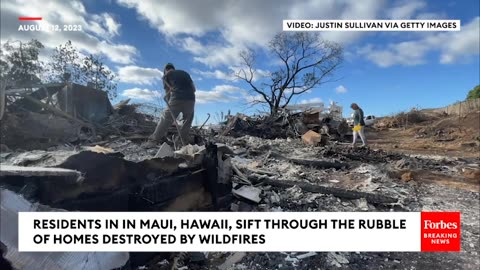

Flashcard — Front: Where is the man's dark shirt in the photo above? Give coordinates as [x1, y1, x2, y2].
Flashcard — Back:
[163, 70, 195, 101]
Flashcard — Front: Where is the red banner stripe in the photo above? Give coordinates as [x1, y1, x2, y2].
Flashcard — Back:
[18, 17, 42, 21]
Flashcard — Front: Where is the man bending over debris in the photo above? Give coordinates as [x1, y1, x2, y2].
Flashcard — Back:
[145, 63, 196, 147]
[351, 103, 367, 147]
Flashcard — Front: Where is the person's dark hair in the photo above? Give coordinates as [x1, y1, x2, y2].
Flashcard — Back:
[165, 63, 175, 71]
[350, 103, 360, 110]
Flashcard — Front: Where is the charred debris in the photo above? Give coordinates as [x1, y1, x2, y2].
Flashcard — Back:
[1, 82, 479, 270]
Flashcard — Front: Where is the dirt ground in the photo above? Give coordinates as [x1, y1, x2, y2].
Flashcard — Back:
[368, 112, 480, 158]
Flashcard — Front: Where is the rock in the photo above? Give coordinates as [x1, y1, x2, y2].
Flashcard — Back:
[401, 171, 414, 182]
[302, 130, 322, 146]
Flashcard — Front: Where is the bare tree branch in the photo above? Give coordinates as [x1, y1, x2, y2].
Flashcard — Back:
[236, 32, 343, 116]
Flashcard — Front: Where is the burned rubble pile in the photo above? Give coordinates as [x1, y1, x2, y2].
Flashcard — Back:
[1, 132, 479, 269]
[194, 135, 479, 270]
[221, 109, 349, 142]
[119, 134, 478, 270]
[106, 99, 157, 137]
[1, 87, 479, 269]
[0, 141, 234, 269]
[0, 83, 159, 150]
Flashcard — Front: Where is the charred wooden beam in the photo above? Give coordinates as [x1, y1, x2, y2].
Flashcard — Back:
[0, 165, 81, 180]
[270, 151, 347, 170]
[252, 177, 398, 204]
[203, 142, 219, 209]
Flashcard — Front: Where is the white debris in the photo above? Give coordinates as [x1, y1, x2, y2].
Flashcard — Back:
[296, 252, 317, 259]
[270, 206, 284, 212]
[285, 255, 299, 266]
[155, 142, 174, 158]
[174, 144, 206, 165]
[306, 194, 324, 203]
[270, 191, 281, 203]
[328, 252, 349, 267]
[286, 185, 303, 200]
[232, 185, 262, 203]
[12, 150, 50, 165]
[174, 144, 205, 156]
[157, 259, 169, 265]
[353, 198, 369, 211]
[0, 189, 129, 270]
[218, 252, 247, 270]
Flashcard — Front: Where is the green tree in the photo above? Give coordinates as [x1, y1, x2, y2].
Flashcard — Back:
[236, 32, 343, 115]
[46, 40, 82, 83]
[466, 85, 480, 100]
[81, 54, 117, 99]
[1, 39, 44, 88]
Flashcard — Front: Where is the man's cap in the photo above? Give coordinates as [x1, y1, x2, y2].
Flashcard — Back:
[165, 63, 175, 70]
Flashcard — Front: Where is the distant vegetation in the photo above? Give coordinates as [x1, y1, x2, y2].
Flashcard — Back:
[1, 39, 117, 99]
[466, 85, 480, 100]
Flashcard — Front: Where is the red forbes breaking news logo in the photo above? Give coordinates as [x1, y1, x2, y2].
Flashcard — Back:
[421, 212, 461, 252]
